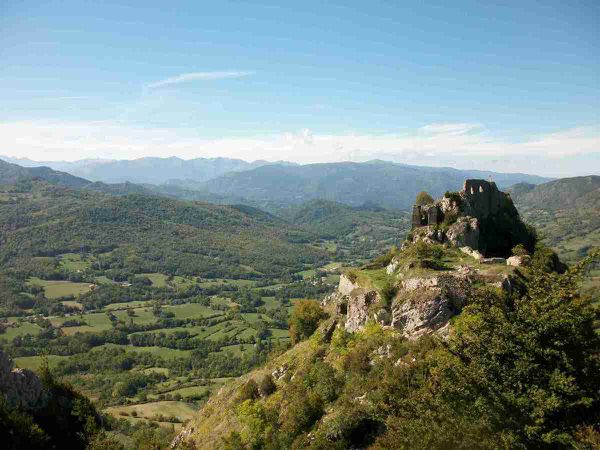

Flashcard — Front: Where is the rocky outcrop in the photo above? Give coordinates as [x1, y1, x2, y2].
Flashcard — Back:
[391, 275, 471, 339]
[345, 289, 380, 332]
[410, 179, 533, 257]
[0, 350, 46, 410]
[323, 274, 382, 333]
[326, 273, 471, 339]
[446, 217, 480, 249]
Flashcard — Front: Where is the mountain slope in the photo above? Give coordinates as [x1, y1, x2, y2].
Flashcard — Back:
[197, 161, 549, 210]
[0, 180, 326, 280]
[280, 200, 409, 262]
[0, 158, 151, 196]
[175, 244, 600, 450]
[511, 175, 600, 262]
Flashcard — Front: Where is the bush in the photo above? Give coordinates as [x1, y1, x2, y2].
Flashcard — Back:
[511, 243, 529, 256]
[238, 379, 260, 402]
[289, 300, 327, 344]
[415, 191, 434, 206]
[444, 191, 462, 206]
[379, 280, 397, 309]
[258, 374, 276, 397]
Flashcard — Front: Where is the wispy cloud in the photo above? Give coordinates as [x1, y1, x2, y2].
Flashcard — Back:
[0, 121, 598, 177]
[419, 123, 482, 135]
[38, 96, 90, 101]
[147, 71, 254, 89]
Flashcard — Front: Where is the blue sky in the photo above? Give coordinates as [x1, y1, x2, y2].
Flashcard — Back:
[0, 0, 598, 176]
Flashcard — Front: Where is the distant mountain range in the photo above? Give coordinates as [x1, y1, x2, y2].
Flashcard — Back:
[193, 160, 550, 210]
[1, 156, 293, 184]
[0, 159, 149, 195]
[1, 156, 551, 210]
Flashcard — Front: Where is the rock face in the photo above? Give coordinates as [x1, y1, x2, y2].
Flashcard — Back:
[326, 273, 471, 339]
[391, 275, 471, 339]
[0, 350, 46, 410]
[345, 289, 380, 332]
[411, 179, 533, 257]
[446, 217, 480, 249]
[324, 274, 382, 333]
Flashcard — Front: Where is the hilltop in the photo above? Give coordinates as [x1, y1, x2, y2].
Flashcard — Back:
[174, 235, 600, 449]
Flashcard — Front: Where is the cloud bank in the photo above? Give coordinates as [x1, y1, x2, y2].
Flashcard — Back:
[0, 120, 598, 177]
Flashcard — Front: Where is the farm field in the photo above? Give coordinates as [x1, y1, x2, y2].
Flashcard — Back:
[26, 277, 93, 299]
[104, 400, 197, 424]
[14, 354, 69, 370]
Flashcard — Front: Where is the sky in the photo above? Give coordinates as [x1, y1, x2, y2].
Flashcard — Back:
[0, 0, 599, 176]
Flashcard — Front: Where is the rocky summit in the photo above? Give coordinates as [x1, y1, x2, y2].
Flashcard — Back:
[323, 180, 536, 340]
[410, 179, 535, 257]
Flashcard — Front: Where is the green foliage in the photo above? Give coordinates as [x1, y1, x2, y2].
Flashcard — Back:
[258, 374, 277, 397]
[289, 301, 327, 344]
[379, 279, 397, 309]
[511, 243, 529, 256]
[531, 243, 567, 273]
[415, 191, 434, 206]
[444, 190, 463, 206]
[304, 361, 341, 403]
[217, 253, 600, 450]
[131, 423, 176, 450]
[441, 209, 458, 227]
[238, 379, 260, 402]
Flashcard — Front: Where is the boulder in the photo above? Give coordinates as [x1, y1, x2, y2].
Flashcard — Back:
[507, 255, 531, 267]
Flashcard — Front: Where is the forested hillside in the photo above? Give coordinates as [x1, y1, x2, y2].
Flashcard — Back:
[280, 200, 409, 261]
[511, 175, 599, 263]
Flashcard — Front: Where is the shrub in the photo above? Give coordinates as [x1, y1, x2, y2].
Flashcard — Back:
[444, 191, 462, 206]
[238, 379, 260, 402]
[289, 300, 327, 344]
[415, 191, 434, 206]
[511, 243, 529, 256]
[379, 280, 397, 309]
[258, 374, 276, 397]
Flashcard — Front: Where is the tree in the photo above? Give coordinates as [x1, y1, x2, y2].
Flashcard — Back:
[415, 191, 434, 206]
[288, 300, 326, 344]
